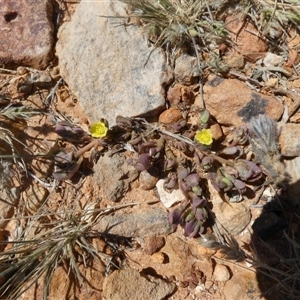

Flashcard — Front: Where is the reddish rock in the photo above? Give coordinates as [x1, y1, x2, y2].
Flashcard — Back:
[200, 77, 284, 127]
[139, 170, 159, 190]
[226, 16, 267, 61]
[167, 83, 197, 106]
[286, 49, 300, 67]
[210, 122, 223, 141]
[167, 84, 182, 106]
[159, 107, 182, 124]
[143, 236, 165, 255]
[0, 0, 54, 69]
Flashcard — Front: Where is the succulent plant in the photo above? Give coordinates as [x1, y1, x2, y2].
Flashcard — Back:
[55, 121, 91, 143]
[169, 196, 208, 238]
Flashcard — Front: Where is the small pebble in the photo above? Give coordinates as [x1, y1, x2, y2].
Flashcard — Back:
[139, 170, 159, 190]
[293, 79, 300, 88]
[143, 236, 165, 255]
[17, 66, 28, 75]
[156, 179, 184, 208]
[151, 252, 167, 264]
[213, 264, 231, 282]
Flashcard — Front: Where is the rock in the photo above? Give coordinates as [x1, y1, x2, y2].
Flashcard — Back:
[200, 77, 283, 126]
[139, 169, 159, 190]
[208, 182, 251, 235]
[151, 252, 167, 264]
[158, 108, 182, 124]
[214, 201, 251, 235]
[279, 123, 300, 157]
[286, 49, 300, 67]
[156, 179, 185, 208]
[143, 236, 165, 255]
[0, 0, 54, 69]
[166, 237, 213, 282]
[292, 78, 300, 88]
[285, 156, 300, 207]
[103, 268, 175, 300]
[93, 153, 138, 202]
[56, 0, 171, 126]
[224, 53, 244, 69]
[225, 16, 267, 61]
[0, 187, 20, 227]
[286, 32, 300, 67]
[265, 78, 278, 88]
[167, 84, 182, 106]
[167, 83, 197, 106]
[93, 207, 173, 238]
[263, 52, 284, 67]
[224, 270, 261, 300]
[174, 54, 199, 85]
[29, 71, 52, 88]
[213, 264, 231, 282]
[210, 122, 223, 141]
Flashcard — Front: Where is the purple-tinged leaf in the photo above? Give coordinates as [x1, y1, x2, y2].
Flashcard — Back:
[186, 173, 200, 187]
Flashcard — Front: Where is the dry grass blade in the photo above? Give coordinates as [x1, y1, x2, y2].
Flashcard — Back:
[0, 203, 143, 300]
[0, 106, 42, 120]
[198, 233, 246, 262]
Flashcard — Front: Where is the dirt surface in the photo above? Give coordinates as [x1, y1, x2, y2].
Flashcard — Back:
[1, 1, 300, 300]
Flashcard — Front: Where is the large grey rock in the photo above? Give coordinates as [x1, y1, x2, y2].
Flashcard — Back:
[0, 0, 54, 69]
[56, 0, 172, 126]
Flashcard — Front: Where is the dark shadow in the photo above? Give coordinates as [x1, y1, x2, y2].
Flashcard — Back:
[251, 179, 300, 300]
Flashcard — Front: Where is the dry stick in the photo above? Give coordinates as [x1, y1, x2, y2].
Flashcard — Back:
[191, 36, 205, 109]
[274, 89, 300, 118]
[229, 70, 264, 87]
[44, 77, 63, 106]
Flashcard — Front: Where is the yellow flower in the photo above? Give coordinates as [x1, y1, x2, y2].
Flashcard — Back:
[194, 129, 213, 146]
[90, 121, 108, 138]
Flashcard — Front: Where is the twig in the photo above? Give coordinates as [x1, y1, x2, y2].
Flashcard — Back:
[274, 88, 300, 118]
[191, 36, 205, 109]
[44, 78, 63, 106]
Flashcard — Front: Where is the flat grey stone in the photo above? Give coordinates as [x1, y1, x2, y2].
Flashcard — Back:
[0, 0, 54, 69]
[93, 207, 173, 238]
[93, 153, 138, 202]
[56, 0, 171, 126]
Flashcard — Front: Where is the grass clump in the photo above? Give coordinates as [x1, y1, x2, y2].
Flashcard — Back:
[119, 0, 300, 53]
[120, 0, 230, 55]
[0, 204, 132, 300]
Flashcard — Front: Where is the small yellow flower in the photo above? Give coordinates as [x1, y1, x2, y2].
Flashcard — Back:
[194, 129, 213, 146]
[90, 121, 108, 138]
